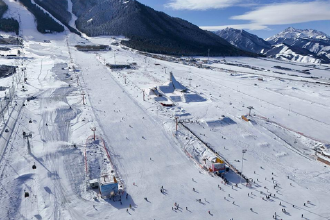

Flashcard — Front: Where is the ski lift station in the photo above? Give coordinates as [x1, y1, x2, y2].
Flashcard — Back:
[205, 157, 226, 173]
[99, 174, 119, 198]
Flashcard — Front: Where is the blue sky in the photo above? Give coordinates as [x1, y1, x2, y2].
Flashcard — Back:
[138, 0, 330, 39]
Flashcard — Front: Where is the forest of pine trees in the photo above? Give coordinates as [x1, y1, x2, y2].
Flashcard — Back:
[0, 18, 19, 35]
[0, 0, 19, 35]
[19, 0, 64, 33]
[33, 0, 81, 35]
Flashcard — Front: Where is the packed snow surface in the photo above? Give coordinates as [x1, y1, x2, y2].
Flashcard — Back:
[0, 2, 330, 220]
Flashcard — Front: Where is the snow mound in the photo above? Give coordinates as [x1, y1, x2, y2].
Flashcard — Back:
[169, 95, 182, 102]
[158, 81, 174, 94]
[275, 152, 288, 158]
[258, 142, 270, 148]
[182, 93, 206, 103]
[205, 117, 237, 128]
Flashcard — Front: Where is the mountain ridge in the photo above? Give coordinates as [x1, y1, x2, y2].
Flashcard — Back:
[71, 0, 255, 56]
[215, 27, 271, 54]
[266, 27, 330, 63]
[215, 27, 330, 64]
[266, 27, 330, 43]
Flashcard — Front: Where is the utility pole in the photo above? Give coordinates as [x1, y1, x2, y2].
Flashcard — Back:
[208, 49, 210, 63]
[24, 68, 27, 83]
[240, 149, 247, 185]
[8, 86, 12, 107]
[142, 90, 145, 101]
[40, 60, 43, 78]
[5, 92, 10, 116]
[175, 117, 179, 133]
[82, 92, 86, 105]
[0, 99, 5, 123]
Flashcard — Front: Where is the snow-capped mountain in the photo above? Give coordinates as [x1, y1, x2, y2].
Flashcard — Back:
[216, 27, 330, 64]
[264, 44, 321, 64]
[266, 27, 330, 43]
[266, 27, 330, 63]
[215, 28, 271, 54]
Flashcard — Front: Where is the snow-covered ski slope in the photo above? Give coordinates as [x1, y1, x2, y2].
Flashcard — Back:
[1, 2, 330, 219]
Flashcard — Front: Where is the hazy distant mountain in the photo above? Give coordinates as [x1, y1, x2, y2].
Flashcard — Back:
[266, 27, 330, 63]
[215, 28, 271, 54]
[70, 0, 254, 56]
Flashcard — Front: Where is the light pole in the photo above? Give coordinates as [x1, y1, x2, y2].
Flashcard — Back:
[0, 98, 5, 123]
[175, 117, 179, 132]
[240, 149, 247, 185]
[81, 92, 86, 105]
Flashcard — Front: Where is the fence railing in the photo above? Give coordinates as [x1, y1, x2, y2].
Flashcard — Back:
[178, 122, 250, 183]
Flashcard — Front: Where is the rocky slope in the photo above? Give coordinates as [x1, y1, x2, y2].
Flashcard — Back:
[216, 28, 271, 54]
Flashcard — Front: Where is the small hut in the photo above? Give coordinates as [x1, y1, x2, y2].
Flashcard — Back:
[99, 174, 119, 198]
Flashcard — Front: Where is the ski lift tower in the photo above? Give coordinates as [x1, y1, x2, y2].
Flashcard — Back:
[247, 106, 254, 116]
[23, 131, 32, 153]
[91, 127, 96, 141]
[240, 149, 247, 185]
